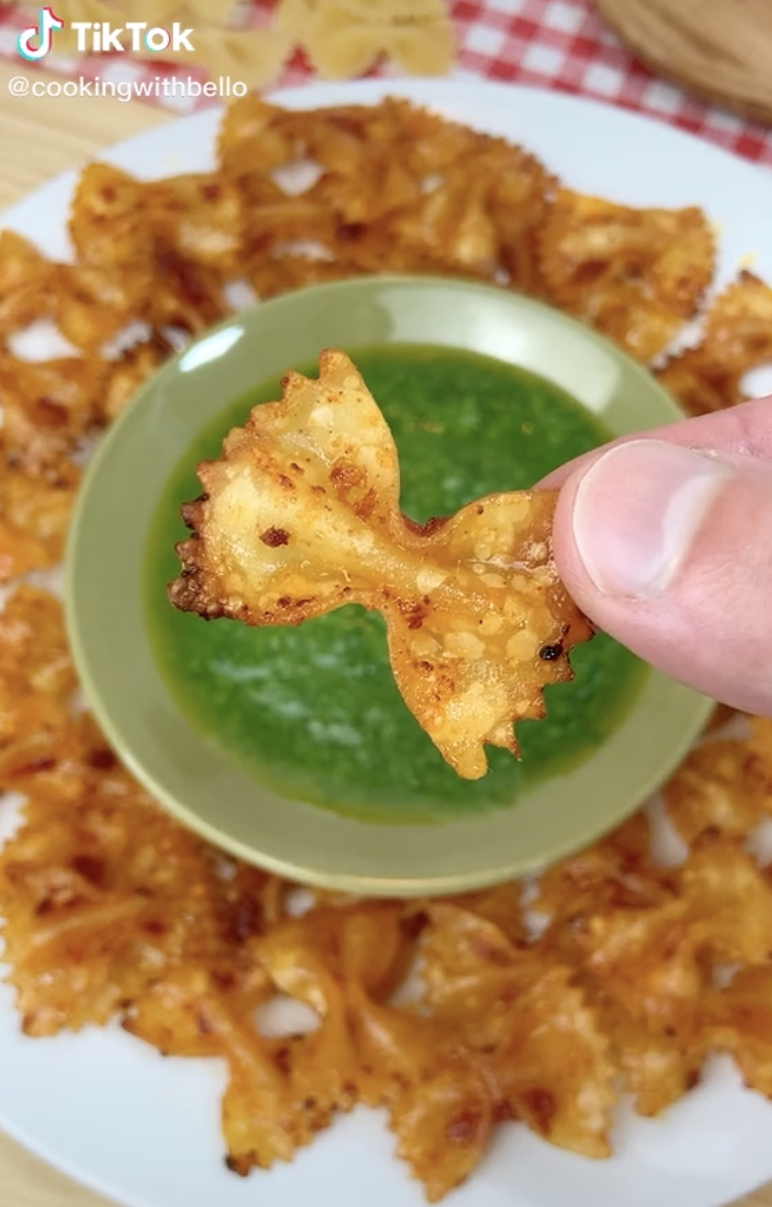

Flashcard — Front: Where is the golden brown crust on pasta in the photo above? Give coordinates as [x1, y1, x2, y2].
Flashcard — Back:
[168, 349, 591, 779]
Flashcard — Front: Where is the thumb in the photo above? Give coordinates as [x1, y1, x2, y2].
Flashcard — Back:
[552, 434, 772, 714]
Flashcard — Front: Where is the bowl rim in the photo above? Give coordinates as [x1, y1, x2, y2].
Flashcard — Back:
[65, 273, 715, 896]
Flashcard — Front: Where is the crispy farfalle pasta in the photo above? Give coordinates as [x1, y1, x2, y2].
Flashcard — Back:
[0, 230, 58, 335]
[603, 1001, 705, 1117]
[0, 585, 76, 704]
[532, 811, 674, 922]
[574, 898, 707, 1040]
[145, 173, 247, 276]
[69, 162, 151, 272]
[0, 452, 80, 582]
[218, 94, 557, 296]
[3, 693, 772, 1195]
[681, 837, 772, 966]
[657, 271, 772, 414]
[100, 331, 175, 423]
[706, 966, 772, 1098]
[481, 968, 617, 1158]
[0, 352, 107, 474]
[662, 738, 772, 845]
[538, 190, 715, 361]
[168, 349, 591, 779]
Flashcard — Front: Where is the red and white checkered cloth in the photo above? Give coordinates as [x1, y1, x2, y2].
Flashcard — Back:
[2, 0, 772, 167]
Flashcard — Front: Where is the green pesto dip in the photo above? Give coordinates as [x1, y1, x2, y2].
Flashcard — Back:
[146, 344, 646, 824]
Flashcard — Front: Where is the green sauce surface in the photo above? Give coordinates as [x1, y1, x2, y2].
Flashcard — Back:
[146, 344, 646, 823]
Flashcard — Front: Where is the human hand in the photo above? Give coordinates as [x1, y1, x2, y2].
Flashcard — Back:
[542, 396, 772, 714]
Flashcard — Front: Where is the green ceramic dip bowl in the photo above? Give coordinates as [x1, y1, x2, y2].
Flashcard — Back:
[65, 276, 713, 896]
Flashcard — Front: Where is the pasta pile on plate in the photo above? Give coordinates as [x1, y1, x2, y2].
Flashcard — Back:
[2, 95, 772, 1202]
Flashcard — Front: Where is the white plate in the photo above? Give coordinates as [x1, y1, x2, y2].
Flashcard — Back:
[3, 78, 772, 1207]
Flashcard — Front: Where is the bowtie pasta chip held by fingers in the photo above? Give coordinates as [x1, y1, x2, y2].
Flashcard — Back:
[168, 350, 592, 781]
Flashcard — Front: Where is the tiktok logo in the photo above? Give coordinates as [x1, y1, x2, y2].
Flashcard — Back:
[17, 7, 64, 61]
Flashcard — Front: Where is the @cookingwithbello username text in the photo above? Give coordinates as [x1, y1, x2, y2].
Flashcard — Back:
[8, 75, 248, 100]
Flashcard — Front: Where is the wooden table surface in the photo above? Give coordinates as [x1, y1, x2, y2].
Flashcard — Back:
[0, 53, 770, 1207]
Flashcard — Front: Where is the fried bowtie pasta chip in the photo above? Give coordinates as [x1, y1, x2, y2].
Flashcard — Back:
[0, 712, 111, 806]
[335, 903, 412, 994]
[655, 348, 731, 416]
[603, 1001, 705, 1116]
[100, 331, 174, 423]
[168, 349, 591, 779]
[308, 101, 408, 174]
[218, 96, 299, 179]
[532, 811, 673, 922]
[681, 837, 772, 966]
[145, 173, 247, 276]
[390, 174, 499, 274]
[286, 999, 359, 1122]
[704, 701, 739, 733]
[150, 245, 230, 333]
[0, 229, 58, 335]
[575, 899, 706, 1039]
[0, 586, 78, 790]
[420, 903, 545, 1049]
[251, 906, 411, 1123]
[750, 714, 772, 762]
[68, 165, 231, 335]
[0, 453, 80, 583]
[484, 145, 558, 293]
[662, 738, 772, 845]
[125, 966, 272, 1061]
[389, 1067, 493, 1204]
[422, 902, 524, 981]
[211, 998, 318, 1171]
[0, 772, 220, 1035]
[656, 271, 772, 414]
[0, 586, 75, 701]
[701, 270, 772, 372]
[440, 881, 525, 944]
[249, 254, 363, 301]
[313, 161, 423, 228]
[245, 189, 339, 254]
[706, 966, 772, 1099]
[351, 986, 454, 1106]
[0, 352, 107, 474]
[218, 97, 557, 301]
[538, 190, 715, 361]
[389, 99, 480, 173]
[0, 690, 70, 798]
[479, 967, 616, 1158]
[349, 987, 493, 1198]
[53, 263, 140, 353]
[69, 163, 151, 271]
